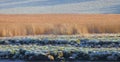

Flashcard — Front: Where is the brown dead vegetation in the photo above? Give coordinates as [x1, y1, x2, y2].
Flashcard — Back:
[0, 14, 120, 37]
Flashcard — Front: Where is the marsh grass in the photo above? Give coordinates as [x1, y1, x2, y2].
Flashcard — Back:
[0, 23, 120, 37]
[0, 14, 120, 37]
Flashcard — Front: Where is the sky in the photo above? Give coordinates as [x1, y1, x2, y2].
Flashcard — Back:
[0, 0, 120, 14]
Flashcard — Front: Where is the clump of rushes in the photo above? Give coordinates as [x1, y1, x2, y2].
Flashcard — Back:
[57, 51, 63, 58]
[76, 39, 81, 44]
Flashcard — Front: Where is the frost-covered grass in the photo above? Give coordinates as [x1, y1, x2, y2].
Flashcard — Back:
[0, 45, 120, 61]
[1, 45, 120, 51]
[0, 35, 120, 61]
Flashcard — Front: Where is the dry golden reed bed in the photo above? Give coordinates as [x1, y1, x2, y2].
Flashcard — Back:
[0, 14, 120, 37]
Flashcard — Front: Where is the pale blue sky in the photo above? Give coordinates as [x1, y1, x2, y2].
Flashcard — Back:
[0, 0, 120, 14]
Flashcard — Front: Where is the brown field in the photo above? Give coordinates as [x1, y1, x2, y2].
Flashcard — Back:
[0, 14, 120, 37]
